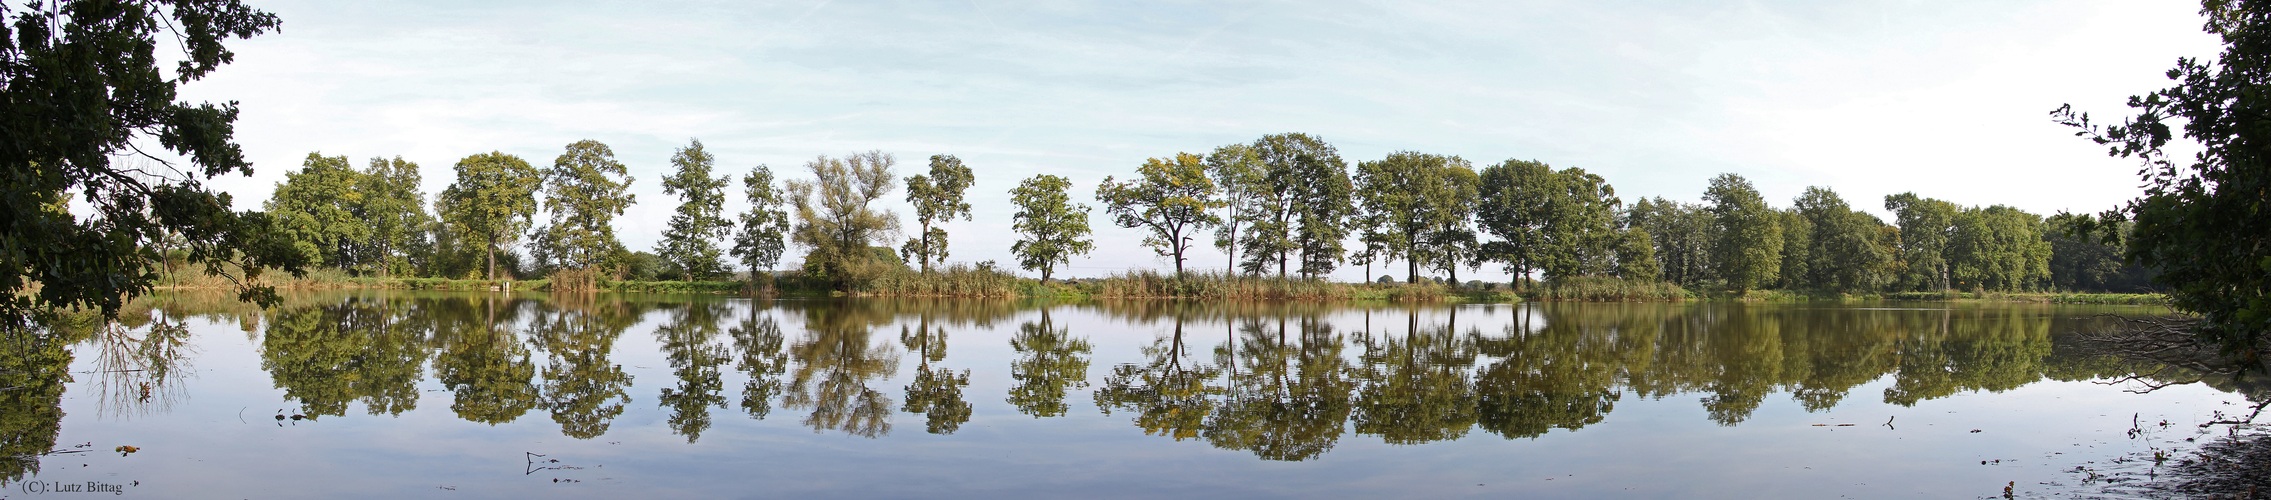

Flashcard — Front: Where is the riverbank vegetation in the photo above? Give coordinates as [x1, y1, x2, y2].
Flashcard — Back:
[239, 132, 2161, 304]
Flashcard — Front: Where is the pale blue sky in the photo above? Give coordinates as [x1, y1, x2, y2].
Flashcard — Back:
[182, 0, 2221, 282]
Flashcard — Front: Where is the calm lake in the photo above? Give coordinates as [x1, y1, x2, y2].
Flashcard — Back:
[1, 292, 2252, 498]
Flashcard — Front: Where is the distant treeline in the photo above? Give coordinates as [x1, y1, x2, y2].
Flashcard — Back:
[255, 133, 2151, 294]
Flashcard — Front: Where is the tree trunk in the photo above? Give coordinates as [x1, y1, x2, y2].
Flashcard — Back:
[486, 235, 497, 281]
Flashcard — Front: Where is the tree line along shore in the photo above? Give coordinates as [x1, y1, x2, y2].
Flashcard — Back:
[224, 133, 2158, 302]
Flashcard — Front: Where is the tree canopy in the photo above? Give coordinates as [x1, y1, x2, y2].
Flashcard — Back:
[787, 151, 900, 289]
[438, 152, 542, 281]
[534, 140, 635, 272]
[656, 139, 733, 281]
[1009, 174, 1093, 282]
[1097, 152, 1222, 278]
[2055, 0, 2271, 353]
[0, 0, 303, 326]
[902, 154, 975, 274]
[731, 164, 790, 276]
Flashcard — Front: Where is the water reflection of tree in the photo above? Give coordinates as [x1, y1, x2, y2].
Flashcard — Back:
[530, 297, 638, 439]
[730, 305, 787, 421]
[1352, 308, 1477, 444]
[655, 300, 731, 443]
[0, 327, 73, 484]
[434, 296, 539, 425]
[1008, 308, 1092, 418]
[1204, 314, 1352, 461]
[901, 313, 972, 434]
[1473, 304, 1622, 439]
[1883, 308, 2052, 406]
[783, 301, 901, 438]
[260, 296, 432, 418]
[1095, 310, 1221, 440]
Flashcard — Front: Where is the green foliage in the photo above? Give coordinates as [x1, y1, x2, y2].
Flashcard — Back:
[266, 153, 371, 268]
[656, 139, 734, 282]
[1947, 205, 2051, 292]
[1207, 144, 1266, 273]
[1540, 167, 1622, 281]
[1885, 192, 1959, 291]
[1010, 174, 1094, 282]
[1788, 187, 1896, 294]
[1241, 133, 1354, 279]
[901, 154, 975, 274]
[0, 0, 303, 327]
[1613, 227, 1662, 282]
[359, 157, 433, 277]
[1703, 173, 1783, 293]
[534, 140, 635, 273]
[1626, 197, 1714, 288]
[439, 152, 542, 280]
[1528, 276, 1688, 302]
[1098, 152, 1223, 277]
[787, 152, 901, 290]
[858, 263, 1020, 297]
[1356, 151, 1479, 283]
[2053, 0, 2271, 352]
[2043, 213, 2153, 292]
[1008, 310, 1093, 417]
[732, 164, 791, 276]
[1475, 159, 1555, 285]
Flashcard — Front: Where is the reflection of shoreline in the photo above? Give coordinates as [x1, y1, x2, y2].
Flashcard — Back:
[24, 294, 2232, 463]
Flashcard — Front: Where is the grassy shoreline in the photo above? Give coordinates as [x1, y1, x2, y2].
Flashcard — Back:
[149, 268, 2165, 305]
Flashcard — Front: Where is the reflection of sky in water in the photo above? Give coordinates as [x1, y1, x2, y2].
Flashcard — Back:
[25, 296, 2242, 498]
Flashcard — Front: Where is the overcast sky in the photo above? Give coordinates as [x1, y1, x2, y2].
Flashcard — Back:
[178, 0, 2223, 282]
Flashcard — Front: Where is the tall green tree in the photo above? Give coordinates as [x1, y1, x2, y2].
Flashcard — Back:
[2043, 213, 2152, 292]
[1476, 159, 1558, 286]
[1791, 187, 1896, 293]
[1613, 227, 1662, 282]
[358, 156, 431, 277]
[731, 165, 790, 276]
[1627, 197, 1714, 287]
[1097, 152, 1223, 278]
[657, 139, 733, 282]
[1703, 173, 1782, 293]
[1242, 133, 1353, 279]
[1009, 174, 1094, 282]
[265, 153, 369, 269]
[1884, 192, 1959, 291]
[1539, 167, 1621, 281]
[1947, 205, 2051, 292]
[1775, 209, 1811, 290]
[786, 151, 900, 288]
[901, 154, 975, 274]
[1356, 151, 1478, 283]
[0, 0, 302, 327]
[438, 152, 542, 280]
[533, 140, 635, 274]
[1207, 144, 1265, 274]
[2053, 0, 2271, 352]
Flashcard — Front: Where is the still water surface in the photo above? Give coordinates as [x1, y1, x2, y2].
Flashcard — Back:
[1, 292, 2250, 498]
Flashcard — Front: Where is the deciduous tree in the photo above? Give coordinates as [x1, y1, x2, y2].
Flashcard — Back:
[1097, 152, 1222, 278]
[0, 0, 302, 326]
[901, 155, 974, 275]
[439, 152, 542, 281]
[731, 165, 790, 277]
[1009, 174, 1093, 282]
[534, 140, 635, 274]
[656, 139, 733, 281]
[787, 152, 900, 288]
[2053, 0, 2271, 351]
[1703, 173, 1782, 293]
